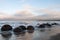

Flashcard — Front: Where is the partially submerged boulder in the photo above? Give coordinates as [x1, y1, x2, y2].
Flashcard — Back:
[27, 26, 34, 30]
[52, 23, 59, 25]
[38, 23, 52, 28]
[44, 23, 52, 28]
[19, 25, 26, 30]
[38, 24, 45, 28]
[13, 27, 23, 33]
[13, 27, 26, 35]
[1, 24, 12, 31]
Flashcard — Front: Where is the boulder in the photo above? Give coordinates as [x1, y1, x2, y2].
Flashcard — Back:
[19, 25, 26, 30]
[13, 27, 26, 35]
[38, 24, 45, 28]
[27, 26, 34, 30]
[44, 23, 52, 28]
[52, 23, 59, 25]
[13, 27, 23, 33]
[1, 24, 12, 31]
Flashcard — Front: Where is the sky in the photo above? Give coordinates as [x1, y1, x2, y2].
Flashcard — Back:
[0, 0, 60, 20]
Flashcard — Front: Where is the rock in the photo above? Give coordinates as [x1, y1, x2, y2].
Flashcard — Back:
[1, 24, 12, 31]
[27, 26, 34, 30]
[38, 24, 45, 28]
[13, 27, 26, 35]
[52, 23, 59, 25]
[45, 23, 52, 28]
[38, 23, 52, 28]
[19, 25, 26, 30]
[13, 27, 23, 33]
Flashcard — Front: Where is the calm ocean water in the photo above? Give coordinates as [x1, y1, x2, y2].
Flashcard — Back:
[0, 21, 60, 40]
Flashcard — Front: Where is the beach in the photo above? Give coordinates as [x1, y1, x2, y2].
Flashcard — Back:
[0, 21, 60, 40]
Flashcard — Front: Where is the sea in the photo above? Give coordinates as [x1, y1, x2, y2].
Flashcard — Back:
[0, 21, 60, 40]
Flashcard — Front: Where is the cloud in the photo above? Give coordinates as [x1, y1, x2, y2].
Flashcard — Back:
[0, 4, 36, 20]
[0, 10, 35, 21]
[10, 4, 35, 20]
[0, 13, 11, 19]
[13, 10, 35, 19]
[34, 7, 60, 20]
[32, 4, 60, 20]
[40, 9, 60, 16]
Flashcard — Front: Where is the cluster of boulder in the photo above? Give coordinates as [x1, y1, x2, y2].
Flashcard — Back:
[1, 22, 59, 33]
[1, 24, 35, 33]
[0, 23, 59, 38]
[37, 23, 59, 28]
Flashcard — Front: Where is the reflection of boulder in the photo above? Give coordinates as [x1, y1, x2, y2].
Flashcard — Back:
[40, 29, 45, 32]
[1, 31, 12, 38]
[19, 25, 26, 30]
[49, 33, 60, 40]
[27, 30, 34, 33]
[27, 26, 34, 30]
[1, 24, 12, 31]
[14, 31, 26, 36]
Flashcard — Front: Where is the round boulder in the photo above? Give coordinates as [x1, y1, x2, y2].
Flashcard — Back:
[19, 25, 26, 30]
[13, 27, 23, 33]
[27, 26, 34, 30]
[1, 24, 12, 31]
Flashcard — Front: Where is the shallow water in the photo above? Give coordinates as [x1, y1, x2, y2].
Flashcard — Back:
[0, 21, 60, 40]
[0, 26, 60, 40]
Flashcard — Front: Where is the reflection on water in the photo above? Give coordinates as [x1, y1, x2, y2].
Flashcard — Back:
[27, 30, 34, 33]
[1, 31, 12, 40]
[0, 26, 60, 40]
[14, 31, 26, 37]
